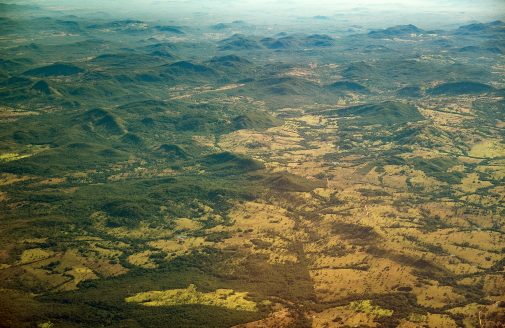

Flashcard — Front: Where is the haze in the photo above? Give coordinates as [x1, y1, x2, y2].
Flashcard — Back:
[6, 0, 505, 28]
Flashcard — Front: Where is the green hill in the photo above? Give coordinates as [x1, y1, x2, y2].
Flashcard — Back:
[326, 81, 369, 93]
[158, 144, 188, 159]
[342, 62, 374, 80]
[31, 80, 52, 95]
[254, 76, 320, 96]
[163, 61, 218, 78]
[397, 86, 422, 98]
[208, 55, 251, 68]
[427, 81, 494, 95]
[202, 152, 264, 174]
[304, 34, 334, 47]
[155, 25, 184, 34]
[386, 122, 459, 149]
[149, 50, 175, 59]
[368, 24, 423, 38]
[263, 172, 324, 192]
[218, 34, 261, 51]
[327, 101, 424, 126]
[23, 63, 83, 77]
[121, 133, 143, 146]
[118, 100, 168, 113]
[260, 34, 334, 49]
[261, 36, 300, 49]
[0, 58, 23, 70]
[91, 53, 166, 69]
[232, 111, 279, 130]
[82, 108, 125, 136]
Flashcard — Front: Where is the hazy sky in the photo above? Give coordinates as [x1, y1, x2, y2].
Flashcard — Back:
[30, 0, 505, 11]
[10, 0, 505, 27]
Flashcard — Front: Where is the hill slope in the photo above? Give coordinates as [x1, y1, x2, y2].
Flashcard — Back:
[326, 101, 424, 126]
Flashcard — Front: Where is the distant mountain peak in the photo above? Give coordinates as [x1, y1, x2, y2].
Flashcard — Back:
[455, 20, 505, 35]
[368, 24, 423, 38]
[218, 34, 261, 51]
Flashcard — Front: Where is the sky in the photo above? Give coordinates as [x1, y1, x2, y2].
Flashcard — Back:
[9, 0, 505, 27]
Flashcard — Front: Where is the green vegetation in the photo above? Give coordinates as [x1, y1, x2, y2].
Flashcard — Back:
[326, 81, 369, 94]
[348, 300, 393, 317]
[202, 152, 264, 174]
[23, 63, 84, 77]
[427, 81, 495, 95]
[331, 222, 380, 244]
[126, 284, 258, 311]
[232, 111, 279, 130]
[264, 172, 324, 192]
[409, 156, 463, 184]
[327, 101, 424, 126]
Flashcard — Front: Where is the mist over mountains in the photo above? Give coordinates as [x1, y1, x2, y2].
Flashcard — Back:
[2, 0, 505, 29]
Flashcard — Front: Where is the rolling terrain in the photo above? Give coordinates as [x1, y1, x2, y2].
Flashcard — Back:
[0, 2, 504, 328]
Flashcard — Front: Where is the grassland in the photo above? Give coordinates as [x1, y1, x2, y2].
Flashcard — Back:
[126, 284, 258, 311]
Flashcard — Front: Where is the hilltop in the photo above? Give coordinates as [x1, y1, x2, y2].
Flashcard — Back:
[368, 24, 423, 38]
[428, 81, 495, 95]
[23, 63, 83, 77]
[326, 101, 424, 126]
